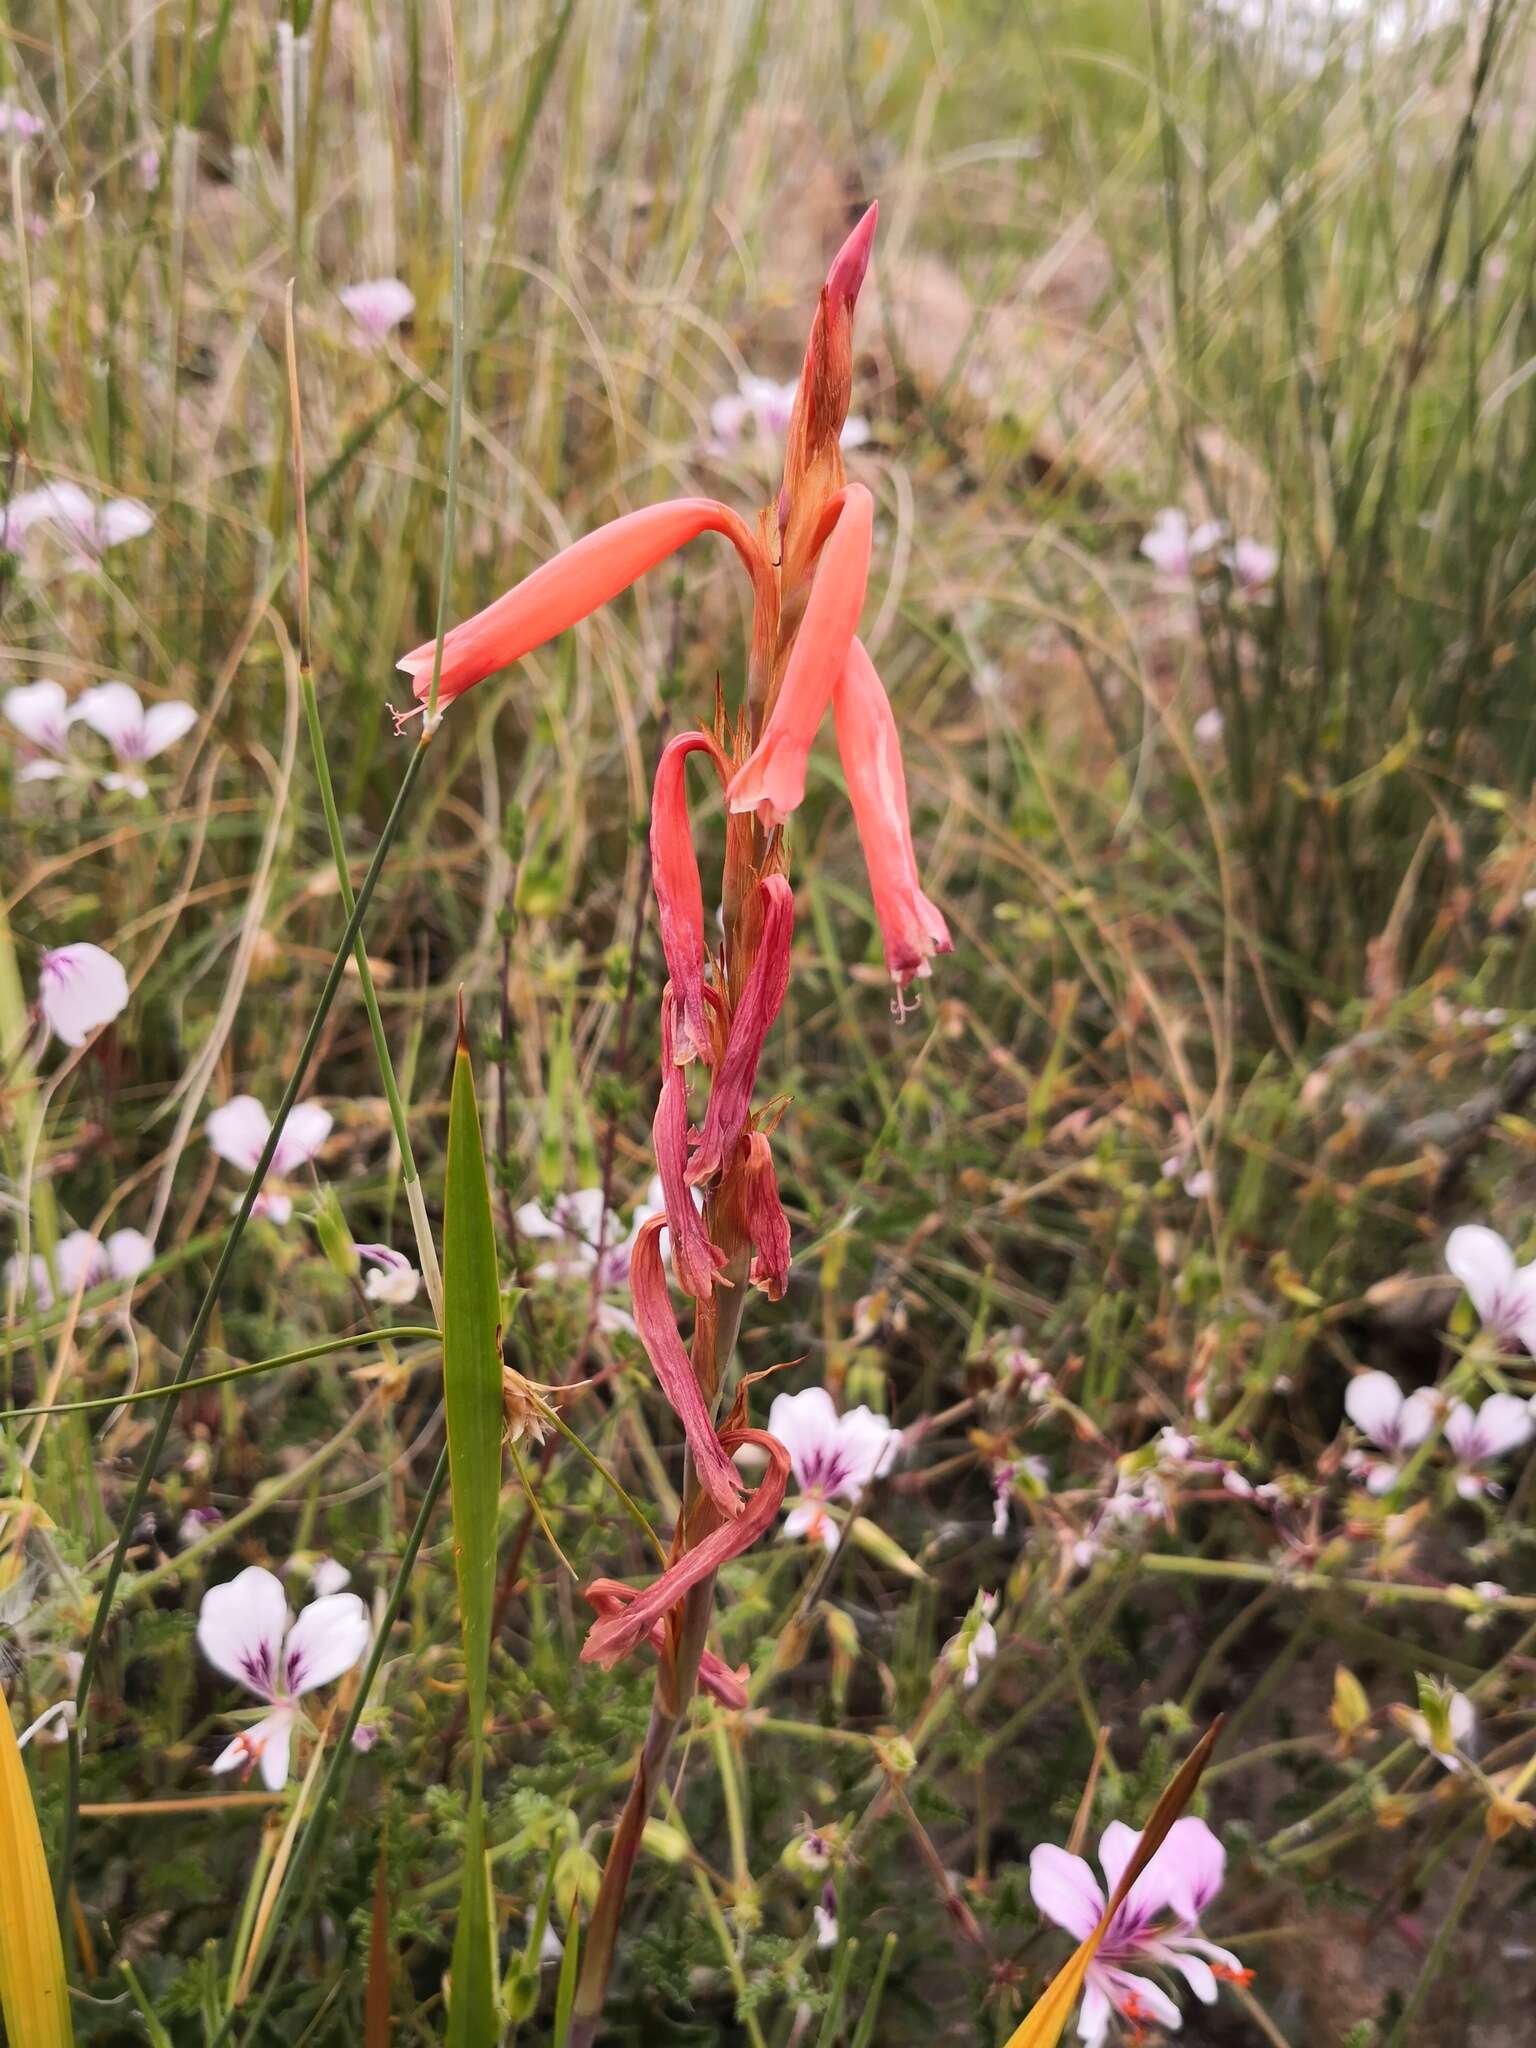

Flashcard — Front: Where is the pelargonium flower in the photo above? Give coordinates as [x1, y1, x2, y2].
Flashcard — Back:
[1444, 1395, 1532, 1499]
[1139, 509, 1227, 579]
[0, 101, 44, 139]
[813, 1882, 839, 1949]
[37, 942, 130, 1046]
[1225, 537, 1278, 596]
[515, 1186, 632, 1291]
[6, 1226, 153, 1308]
[4, 679, 74, 781]
[1445, 1224, 1536, 1352]
[197, 1564, 369, 1790]
[72, 681, 197, 796]
[340, 278, 416, 342]
[709, 373, 868, 457]
[205, 1095, 333, 1225]
[356, 1242, 421, 1306]
[765, 1385, 899, 1551]
[1029, 1817, 1248, 2046]
[1342, 1370, 1437, 1494]
[945, 1590, 998, 1689]
[3, 482, 153, 569]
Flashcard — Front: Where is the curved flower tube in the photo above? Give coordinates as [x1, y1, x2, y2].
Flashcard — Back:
[834, 636, 952, 1003]
[398, 497, 770, 708]
[687, 875, 795, 1187]
[580, 1426, 790, 1670]
[628, 1216, 743, 1517]
[654, 992, 729, 1299]
[650, 731, 730, 1063]
[583, 1580, 748, 1708]
[726, 484, 872, 825]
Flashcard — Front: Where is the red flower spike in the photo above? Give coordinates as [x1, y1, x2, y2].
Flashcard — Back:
[833, 636, 952, 1007]
[579, 1426, 790, 1671]
[583, 1580, 748, 1708]
[654, 992, 729, 1300]
[398, 498, 770, 708]
[742, 1132, 791, 1300]
[687, 875, 795, 1188]
[727, 485, 873, 825]
[650, 732, 729, 1064]
[628, 1217, 744, 1518]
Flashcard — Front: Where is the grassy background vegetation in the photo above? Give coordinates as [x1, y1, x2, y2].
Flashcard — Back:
[6, 0, 1536, 2040]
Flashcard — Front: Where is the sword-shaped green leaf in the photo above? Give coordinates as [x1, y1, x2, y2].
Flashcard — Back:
[443, 1007, 505, 2046]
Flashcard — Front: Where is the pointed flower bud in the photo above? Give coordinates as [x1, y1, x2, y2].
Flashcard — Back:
[398, 498, 770, 708]
[727, 485, 873, 825]
[628, 1217, 743, 1518]
[780, 204, 878, 568]
[580, 1427, 790, 1671]
[688, 876, 795, 1188]
[650, 731, 729, 1064]
[742, 1132, 791, 1300]
[834, 637, 951, 1006]
[654, 993, 729, 1300]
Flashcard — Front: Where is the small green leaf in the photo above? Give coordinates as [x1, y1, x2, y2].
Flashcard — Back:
[443, 1015, 505, 2048]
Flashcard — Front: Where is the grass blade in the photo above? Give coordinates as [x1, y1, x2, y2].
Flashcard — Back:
[0, 1693, 74, 2047]
[443, 1003, 506, 2045]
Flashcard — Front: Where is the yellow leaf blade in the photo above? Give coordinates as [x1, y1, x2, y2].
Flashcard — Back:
[0, 1696, 74, 2048]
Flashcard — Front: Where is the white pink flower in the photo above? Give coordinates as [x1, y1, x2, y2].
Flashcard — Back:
[6, 1226, 153, 1309]
[357, 1242, 421, 1306]
[1225, 537, 1278, 596]
[205, 1095, 333, 1225]
[765, 1386, 899, 1551]
[1342, 1371, 1437, 1494]
[1139, 509, 1226, 579]
[1029, 1817, 1247, 2046]
[197, 1564, 368, 1790]
[72, 681, 197, 796]
[38, 943, 129, 1046]
[1443, 1395, 1532, 1499]
[2, 482, 153, 568]
[4, 679, 73, 780]
[0, 101, 44, 139]
[340, 279, 415, 342]
[1445, 1225, 1536, 1352]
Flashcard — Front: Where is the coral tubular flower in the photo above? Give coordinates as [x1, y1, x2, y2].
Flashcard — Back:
[651, 732, 730, 1063]
[397, 497, 770, 709]
[726, 483, 873, 825]
[687, 876, 795, 1187]
[741, 1132, 791, 1300]
[583, 1580, 748, 1708]
[579, 1427, 790, 1670]
[654, 994, 729, 1300]
[834, 636, 952, 1007]
[628, 1217, 744, 1518]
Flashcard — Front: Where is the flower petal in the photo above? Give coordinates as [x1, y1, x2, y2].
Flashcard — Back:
[1028, 1843, 1105, 1942]
[270, 1100, 333, 1176]
[95, 499, 154, 550]
[650, 731, 729, 1064]
[1343, 1370, 1404, 1450]
[104, 1228, 154, 1281]
[340, 278, 415, 339]
[206, 1095, 272, 1173]
[140, 700, 198, 758]
[38, 942, 129, 1046]
[1154, 1816, 1226, 1922]
[765, 1387, 841, 1486]
[197, 1566, 288, 1699]
[653, 993, 728, 1300]
[282, 1591, 369, 1694]
[1446, 1225, 1518, 1326]
[54, 1230, 108, 1295]
[71, 681, 146, 753]
[1102, 1967, 1181, 2031]
[827, 1405, 898, 1497]
[4, 678, 71, 753]
[687, 875, 794, 1186]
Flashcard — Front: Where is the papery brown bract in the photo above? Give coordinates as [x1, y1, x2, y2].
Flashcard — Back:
[628, 1218, 743, 1516]
[579, 1427, 790, 1670]
[688, 876, 795, 1187]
